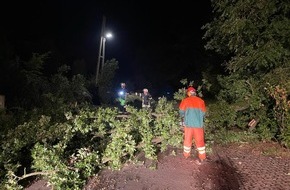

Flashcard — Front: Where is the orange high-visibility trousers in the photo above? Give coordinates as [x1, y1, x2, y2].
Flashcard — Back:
[183, 127, 206, 160]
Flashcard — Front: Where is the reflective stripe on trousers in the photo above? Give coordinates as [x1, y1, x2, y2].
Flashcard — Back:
[183, 127, 206, 160]
[197, 146, 206, 160]
[183, 145, 191, 158]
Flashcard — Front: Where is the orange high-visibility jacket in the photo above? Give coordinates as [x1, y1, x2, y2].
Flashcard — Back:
[179, 96, 206, 128]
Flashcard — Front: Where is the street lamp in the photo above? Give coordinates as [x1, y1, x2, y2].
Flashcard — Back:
[96, 16, 113, 84]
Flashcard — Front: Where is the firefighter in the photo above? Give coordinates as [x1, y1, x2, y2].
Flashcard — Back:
[117, 83, 127, 113]
[140, 88, 152, 109]
[179, 86, 206, 165]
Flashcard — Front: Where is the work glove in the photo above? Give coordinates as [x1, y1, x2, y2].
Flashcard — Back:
[179, 121, 185, 132]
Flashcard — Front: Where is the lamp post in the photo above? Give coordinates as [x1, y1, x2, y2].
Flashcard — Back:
[96, 16, 113, 84]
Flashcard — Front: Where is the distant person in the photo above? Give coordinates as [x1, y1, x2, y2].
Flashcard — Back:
[140, 88, 152, 109]
[179, 86, 206, 165]
[117, 83, 128, 113]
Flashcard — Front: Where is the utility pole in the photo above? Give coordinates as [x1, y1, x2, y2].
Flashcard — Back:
[96, 16, 106, 84]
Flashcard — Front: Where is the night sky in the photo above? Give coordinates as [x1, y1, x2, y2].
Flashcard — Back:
[1, 0, 214, 96]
